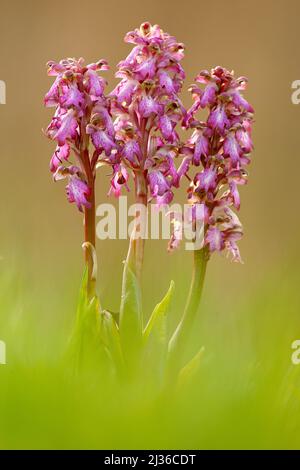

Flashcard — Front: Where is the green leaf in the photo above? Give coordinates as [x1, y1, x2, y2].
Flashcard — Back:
[75, 268, 99, 334]
[178, 346, 205, 388]
[100, 310, 124, 377]
[120, 264, 142, 338]
[67, 269, 105, 373]
[119, 262, 143, 371]
[144, 280, 174, 341]
[142, 281, 175, 382]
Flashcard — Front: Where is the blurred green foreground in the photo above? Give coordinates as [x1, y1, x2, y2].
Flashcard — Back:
[0, 261, 300, 450]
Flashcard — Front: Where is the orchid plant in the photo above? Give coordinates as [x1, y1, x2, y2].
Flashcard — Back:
[44, 23, 254, 383]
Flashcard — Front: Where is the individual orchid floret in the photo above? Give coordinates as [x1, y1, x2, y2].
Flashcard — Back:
[109, 164, 130, 197]
[50, 143, 70, 173]
[66, 175, 92, 212]
[205, 206, 243, 262]
[110, 22, 187, 206]
[175, 66, 254, 262]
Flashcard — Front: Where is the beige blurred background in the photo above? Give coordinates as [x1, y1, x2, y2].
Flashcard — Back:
[0, 0, 299, 315]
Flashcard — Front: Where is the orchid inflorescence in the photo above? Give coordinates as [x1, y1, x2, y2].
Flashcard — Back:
[44, 22, 254, 381]
[180, 66, 254, 262]
[45, 57, 112, 211]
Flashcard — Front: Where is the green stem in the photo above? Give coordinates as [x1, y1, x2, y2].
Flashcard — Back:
[82, 147, 96, 299]
[133, 170, 148, 281]
[83, 185, 96, 299]
[168, 246, 209, 378]
[131, 119, 149, 280]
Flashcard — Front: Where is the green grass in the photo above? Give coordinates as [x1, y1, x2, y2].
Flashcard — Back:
[0, 264, 300, 449]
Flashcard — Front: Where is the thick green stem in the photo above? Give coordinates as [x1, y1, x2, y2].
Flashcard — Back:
[83, 185, 96, 299]
[168, 246, 209, 378]
[82, 147, 96, 299]
[132, 169, 148, 281]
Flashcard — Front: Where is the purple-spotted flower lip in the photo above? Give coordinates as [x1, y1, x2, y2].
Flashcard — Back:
[47, 109, 79, 146]
[194, 167, 217, 193]
[50, 143, 70, 173]
[122, 140, 142, 167]
[86, 124, 117, 156]
[66, 175, 92, 212]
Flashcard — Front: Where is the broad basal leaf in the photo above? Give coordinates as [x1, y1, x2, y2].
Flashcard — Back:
[142, 280, 175, 381]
